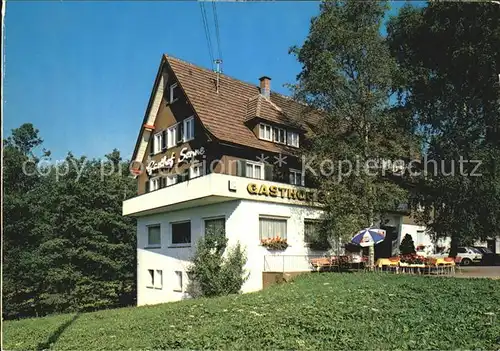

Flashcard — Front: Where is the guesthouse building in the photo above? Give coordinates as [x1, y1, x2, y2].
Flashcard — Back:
[123, 55, 416, 306]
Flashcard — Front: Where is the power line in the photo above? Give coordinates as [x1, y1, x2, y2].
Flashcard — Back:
[199, 1, 214, 69]
[212, 0, 223, 63]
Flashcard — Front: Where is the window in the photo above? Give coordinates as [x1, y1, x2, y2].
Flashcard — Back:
[246, 161, 264, 180]
[167, 124, 177, 148]
[155, 270, 163, 289]
[147, 269, 154, 288]
[289, 169, 304, 186]
[273, 127, 286, 144]
[169, 83, 180, 104]
[147, 269, 163, 289]
[259, 123, 272, 141]
[259, 217, 287, 240]
[166, 174, 177, 186]
[304, 220, 320, 244]
[189, 163, 203, 179]
[183, 117, 194, 142]
[149, 177, 161, 191]
[147, 225, 161, 248]
[171, 221, 191, 245]
[153, 132, 163, 154]
[287, 131, 300, 148]
[174, 271, 183, 292]
[416, 230, 425, 245]
[205, 217, 225, 236]
[457, 247, 467, 254]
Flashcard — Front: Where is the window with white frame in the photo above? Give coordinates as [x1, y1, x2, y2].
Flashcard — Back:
[259, 216, 287, 240]
[259, 123, 272, 141]
[167, 124, 177, 148]
[171, 221, 191, 245]
[189, 163, 203, 179]
[273, 127, 286, 144]
[153, 132, 163, 154]
[147, 225, 161, 248]
[173, 271, 183, 292]
[147, 269, 155, 288]
[149, 177, 161, 191]
[155, 270, 163, 289]
[289, 169, 304, 186]
[245, 161, 264, 180]
[183, 117, 194, 142]
[169, 83, 180, 104]
[287, 131, 300, 148]
[166, 174, 177, 186]
[146, 269, 163, 289]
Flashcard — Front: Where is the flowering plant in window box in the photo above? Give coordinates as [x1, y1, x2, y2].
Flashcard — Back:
[261, 237, 288, 251]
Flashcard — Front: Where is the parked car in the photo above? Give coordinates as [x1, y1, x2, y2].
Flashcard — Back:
[472, 246, 500, 266]
[433, 247, 482, 266]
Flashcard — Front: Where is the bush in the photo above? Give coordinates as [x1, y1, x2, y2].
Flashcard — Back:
[399, 234, 416, 255]
[186, 228, 248, 298]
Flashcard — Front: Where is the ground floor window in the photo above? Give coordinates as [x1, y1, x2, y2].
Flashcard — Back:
[173, 271, 183, 292]
[304, 220, 320, 244]
[259, 216, 287, 239]
[171, 221, 191, 245]
[204, 217, 225, 236]
[147, 269, 163, 289]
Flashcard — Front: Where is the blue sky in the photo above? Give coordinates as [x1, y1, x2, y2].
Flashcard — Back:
[4, 1, 419, 160]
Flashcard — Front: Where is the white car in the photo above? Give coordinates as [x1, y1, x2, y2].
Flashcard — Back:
[432, 247, 482, 266]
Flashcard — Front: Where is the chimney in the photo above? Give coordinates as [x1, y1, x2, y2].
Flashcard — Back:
[259, 76, 271, 98]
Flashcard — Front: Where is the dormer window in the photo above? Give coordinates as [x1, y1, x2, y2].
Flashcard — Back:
[287, 131, 299, 148]
[273, 127, 286, 144]
[259, 123, 272, 141]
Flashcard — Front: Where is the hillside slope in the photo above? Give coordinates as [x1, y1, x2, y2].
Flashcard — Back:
[4, 273, 500, 350]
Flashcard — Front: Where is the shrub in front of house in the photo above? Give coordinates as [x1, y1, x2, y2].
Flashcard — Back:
[187, 228, 248, 298]
[399, 234, 417, 255]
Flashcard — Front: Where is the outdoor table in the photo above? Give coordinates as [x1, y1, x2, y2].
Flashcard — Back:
[399, 262, 426, 274]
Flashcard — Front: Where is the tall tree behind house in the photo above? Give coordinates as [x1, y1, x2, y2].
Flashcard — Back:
[290, 0, 416, 246]
[387, 2, 500, 256]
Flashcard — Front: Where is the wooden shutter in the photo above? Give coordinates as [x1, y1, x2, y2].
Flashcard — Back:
[161, 130, 167, 150]
[236, 160, 246, 177]
[149, 136, 154, 155]
[177, 123, 184, 143]
[264, 164, 273, 181]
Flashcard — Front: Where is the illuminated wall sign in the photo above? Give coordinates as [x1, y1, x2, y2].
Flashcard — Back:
[146, 147, 205, 175]
[246, 183, 322, 203]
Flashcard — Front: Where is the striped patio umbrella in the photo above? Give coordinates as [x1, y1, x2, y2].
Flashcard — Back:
[351, 228, 386, 247]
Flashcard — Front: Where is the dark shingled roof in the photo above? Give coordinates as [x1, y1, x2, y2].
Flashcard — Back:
[165, 54, 319, 153]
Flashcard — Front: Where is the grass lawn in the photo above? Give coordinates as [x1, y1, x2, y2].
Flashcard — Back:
[4, 273, 500, 350]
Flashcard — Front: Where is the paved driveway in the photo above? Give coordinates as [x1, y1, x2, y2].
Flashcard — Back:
[455, 266, 500, 279]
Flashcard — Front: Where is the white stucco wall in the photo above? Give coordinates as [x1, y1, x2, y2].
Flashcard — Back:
[400, 224, 451, 252]
[136, 199, 324, 306]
